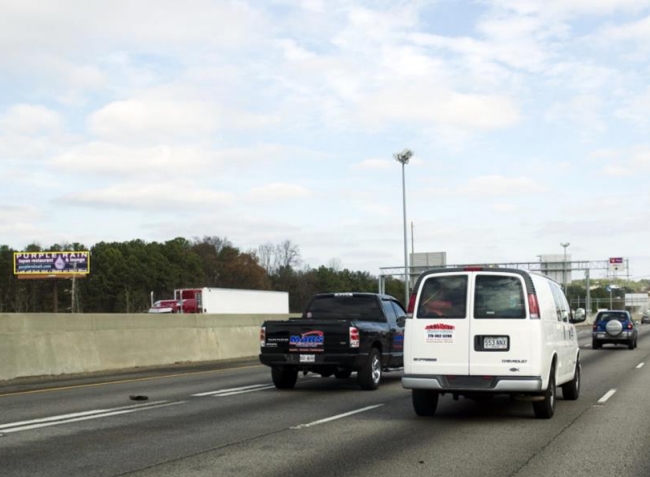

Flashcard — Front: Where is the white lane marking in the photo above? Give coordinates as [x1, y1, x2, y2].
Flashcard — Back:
[637, 362, 645, 369]
[0, 401, 185, 434]
[291, 404, 384, 430]
[0, 401, 169, 430]
[216, 385, 276, 397]
[192, 384, 268, 397]
[597, 389, 617, 404]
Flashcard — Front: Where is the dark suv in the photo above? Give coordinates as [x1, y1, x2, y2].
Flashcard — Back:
[592, 310, 637, 350]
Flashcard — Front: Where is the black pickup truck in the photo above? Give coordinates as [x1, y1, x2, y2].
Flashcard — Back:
[259, 292, 406, 390]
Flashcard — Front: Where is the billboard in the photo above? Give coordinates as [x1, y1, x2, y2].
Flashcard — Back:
[14, 251, 90, 278]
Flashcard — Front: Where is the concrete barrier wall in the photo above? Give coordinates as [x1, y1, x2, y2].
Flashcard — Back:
[0, 313, 300, 381]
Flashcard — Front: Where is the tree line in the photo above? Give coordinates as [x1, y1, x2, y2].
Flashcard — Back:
[0, 237, 405, 313]
[1, 237, 647, 314]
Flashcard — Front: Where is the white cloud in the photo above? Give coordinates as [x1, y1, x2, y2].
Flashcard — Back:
[601, 164, 631, 176]
[88, 99, 218, 142]
[616, 87, 650, 128]
[492, 202, 518, 213]
[358, 86, 520, 131]
[0, 104, 63, 134]
[57, 182, 234, 211]
[351, 159, 392, 171]
[50, 142, 210, 177]
[246, 183, 312, 202]
[458, 175, 546, 196]
[545, 95, 605, 133]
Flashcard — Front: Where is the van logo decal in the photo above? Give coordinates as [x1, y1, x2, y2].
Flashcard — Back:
[425, 323, 455, 343]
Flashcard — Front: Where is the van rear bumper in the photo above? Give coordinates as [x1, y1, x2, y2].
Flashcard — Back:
[402, 374, 543, 392]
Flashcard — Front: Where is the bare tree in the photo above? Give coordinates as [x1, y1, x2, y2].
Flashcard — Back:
[257, 242, 276, 273]
[275, 240, 301, 270]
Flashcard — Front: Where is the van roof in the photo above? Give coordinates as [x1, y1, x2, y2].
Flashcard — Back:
[412, 267, 537, 296]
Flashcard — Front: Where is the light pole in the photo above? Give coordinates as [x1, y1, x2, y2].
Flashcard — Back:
[560, 242, 570, 293]
[394, 149, 413, 307]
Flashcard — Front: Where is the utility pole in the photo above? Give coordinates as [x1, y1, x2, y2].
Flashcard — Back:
[394, 149, 413, 307]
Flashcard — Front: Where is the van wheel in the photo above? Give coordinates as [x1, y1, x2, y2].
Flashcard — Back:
[271, 367, 298, 389]
[533, 366, 556, 419]
[561, 359, 580, 400]
[412, 390, 439, 417]
[334, 369, 352, 379]
[358, 348, 382, 390]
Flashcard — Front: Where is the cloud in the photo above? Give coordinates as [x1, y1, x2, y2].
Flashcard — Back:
[0, 104, 63, 135]
[616, 87, 650, 128]
[50, 142, 210, 177]
[245, 183, 312, 202]
[351, 159, 392, 171]
[601, 164, 631, 176]
[545, 95, 605, 133]
[358, 86, 520, 131]
[492, 202, 518, 213]
[57, 182, 233, 211]
[458, 175, 546, 196]
[88, 99, 218, 142]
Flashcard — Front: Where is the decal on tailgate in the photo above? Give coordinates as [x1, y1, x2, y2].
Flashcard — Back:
[289, 330, 324, 352]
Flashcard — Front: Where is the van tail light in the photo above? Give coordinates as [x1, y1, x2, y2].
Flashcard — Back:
[528, 293, 540, 319]
[260, 326, 266, 347]
[349, 326, 360, 348]
[407, 293, 417, 315]
[463, 266, 483, 271]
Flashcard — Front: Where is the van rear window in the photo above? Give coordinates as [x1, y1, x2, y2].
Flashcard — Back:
[417, 275, 468, 319]
[474, 275, 525, 319]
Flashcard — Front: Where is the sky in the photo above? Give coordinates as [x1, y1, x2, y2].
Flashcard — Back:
[1, 0, 649, 281]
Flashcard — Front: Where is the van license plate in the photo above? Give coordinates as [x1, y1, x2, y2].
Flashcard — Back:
[300, 354, 315, 363]
[483, 337, 508, 350]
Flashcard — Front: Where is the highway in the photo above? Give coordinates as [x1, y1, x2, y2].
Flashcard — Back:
[1, 326, 649, 477]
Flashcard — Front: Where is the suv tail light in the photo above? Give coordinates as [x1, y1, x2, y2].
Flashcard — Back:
[260, 326, 266, 347]
[528, 293, 540, 319]
[627, 322, 634, 330]
[349, 326, 360, 348]
[592, 323, 597, 331]
[407, 293, 417, 315]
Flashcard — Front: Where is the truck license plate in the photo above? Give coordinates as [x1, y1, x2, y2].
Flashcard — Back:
[483, 336, 508, 350]
[300, 354, 315, 363]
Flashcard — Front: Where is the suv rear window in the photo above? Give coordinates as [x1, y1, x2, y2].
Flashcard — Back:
[596, 311, 628, 322]
[305, 295, 383, 321]
[417, 275, 468, 319]
[474, 275, 525, 319]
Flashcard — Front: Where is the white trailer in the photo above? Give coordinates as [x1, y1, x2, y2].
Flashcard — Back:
[186, 288, 289, 314]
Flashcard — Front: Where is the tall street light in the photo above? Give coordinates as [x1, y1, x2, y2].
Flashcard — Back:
[394, 149, 413, 307]
[560, 242, 570, 293]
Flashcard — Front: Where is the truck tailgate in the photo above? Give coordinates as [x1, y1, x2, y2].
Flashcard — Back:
[262, 319, 352, 354]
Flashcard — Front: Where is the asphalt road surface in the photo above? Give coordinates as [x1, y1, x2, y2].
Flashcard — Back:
[1, 325, 649, 477]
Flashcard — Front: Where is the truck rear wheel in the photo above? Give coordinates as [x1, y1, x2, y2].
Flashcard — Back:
[271, 367, 298, 389]
[358, 348, 381, 390]
[412, 390, 439, 417]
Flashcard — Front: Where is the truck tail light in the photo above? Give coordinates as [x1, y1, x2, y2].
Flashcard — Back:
[407, 293, 417, 316]
[349, 327, 360, 348]
[260, 326, 266, 347]
[528, 293, 540, 319]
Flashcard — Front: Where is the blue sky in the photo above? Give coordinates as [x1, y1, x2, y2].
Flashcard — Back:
[1, 0, 649, 280]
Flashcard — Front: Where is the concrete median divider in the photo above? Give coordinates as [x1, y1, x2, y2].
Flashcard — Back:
[0, 313, 300, 382]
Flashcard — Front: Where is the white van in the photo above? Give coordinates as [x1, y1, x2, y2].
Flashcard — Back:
[401, 267, 586, 419]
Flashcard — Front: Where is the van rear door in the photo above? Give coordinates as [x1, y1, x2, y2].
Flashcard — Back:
[405, 273, 471, 375]
[468, 272, 534, 377]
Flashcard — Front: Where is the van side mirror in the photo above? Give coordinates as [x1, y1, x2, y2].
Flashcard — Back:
[570, 308, 586, 324]
[396, 316, 406, 328]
